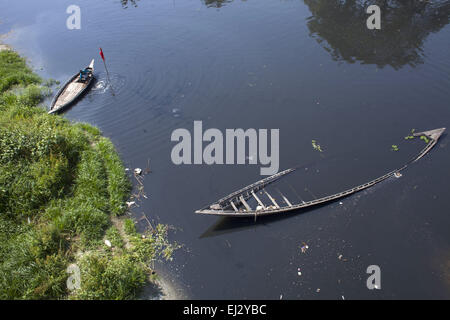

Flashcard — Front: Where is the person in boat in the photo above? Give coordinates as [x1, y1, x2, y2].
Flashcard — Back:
[79, 68, 91, 82]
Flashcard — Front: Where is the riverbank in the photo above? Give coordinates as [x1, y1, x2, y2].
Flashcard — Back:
[0, 47, 178, 299]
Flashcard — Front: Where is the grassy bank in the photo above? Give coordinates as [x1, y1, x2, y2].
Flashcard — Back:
[0, 49, 178, 299]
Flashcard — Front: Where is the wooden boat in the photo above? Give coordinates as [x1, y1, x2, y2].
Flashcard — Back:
[48, 59, 95, 114]
[195, 128, 445, 217]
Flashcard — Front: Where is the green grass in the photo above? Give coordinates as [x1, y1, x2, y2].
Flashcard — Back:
[0, 50, 178, 300]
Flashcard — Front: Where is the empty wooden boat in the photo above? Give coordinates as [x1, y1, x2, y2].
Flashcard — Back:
[195, 128, 445, 217]
[48, 59, 95, 114]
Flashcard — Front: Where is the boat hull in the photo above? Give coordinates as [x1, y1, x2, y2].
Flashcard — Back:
[48, 59, 95, 114]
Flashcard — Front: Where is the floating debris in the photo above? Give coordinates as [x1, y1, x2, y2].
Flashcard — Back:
[134, 168, 142, 175]
[126, 201, 135, 208]
[394, 172, 402, 178]
[297, 268, 302, 276]
[311, 140, 323, 152]
[338, 254, 348, 262]
[144, 158, 151, 174]
[316, 288, 321, 293]
[300, 242, 309, 253]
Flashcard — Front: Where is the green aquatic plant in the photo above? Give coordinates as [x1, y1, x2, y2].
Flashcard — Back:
[391, 145, 399, 151]
[43, 78, 60, 87]
[404, 128, 416, 140]
[420, 135, 430, 144]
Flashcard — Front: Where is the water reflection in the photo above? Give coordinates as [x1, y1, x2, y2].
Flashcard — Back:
[304, 0, 450, 69]
[120, 0, 140, 8]
[199, 202, 334, 239]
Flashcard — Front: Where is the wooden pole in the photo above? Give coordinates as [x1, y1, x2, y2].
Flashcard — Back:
[100, 48, 115, 96]
[102, 58, 110, 80]
[102, 59, 115, 96]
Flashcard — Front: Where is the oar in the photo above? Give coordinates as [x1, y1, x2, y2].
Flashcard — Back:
[99, 47, 115, 96]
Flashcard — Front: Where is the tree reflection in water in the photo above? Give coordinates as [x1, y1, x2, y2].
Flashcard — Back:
[118, 0, 449, 69]
[203, 0, 234, 8]
[120, 0, 140, 9]
[303, 0, 450, 69]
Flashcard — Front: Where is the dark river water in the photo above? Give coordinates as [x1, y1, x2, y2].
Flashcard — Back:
[1, 0, 450, 299]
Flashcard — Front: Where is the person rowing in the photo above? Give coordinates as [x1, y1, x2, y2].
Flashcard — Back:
[79, 68, 91, 82]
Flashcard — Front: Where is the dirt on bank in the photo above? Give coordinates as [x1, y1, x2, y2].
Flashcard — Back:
[0, 42, 11, 51]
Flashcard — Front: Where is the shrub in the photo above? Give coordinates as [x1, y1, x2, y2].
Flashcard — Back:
[123, 218, 136, 236]
[73, 252, 147, 300]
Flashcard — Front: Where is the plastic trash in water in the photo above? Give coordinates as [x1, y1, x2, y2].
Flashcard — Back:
[300, 242, 309, 253]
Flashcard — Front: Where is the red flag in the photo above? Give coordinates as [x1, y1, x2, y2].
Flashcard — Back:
[99, 48, 105, 61]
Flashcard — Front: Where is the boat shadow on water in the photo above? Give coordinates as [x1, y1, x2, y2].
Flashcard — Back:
[199, 200, 340, 239]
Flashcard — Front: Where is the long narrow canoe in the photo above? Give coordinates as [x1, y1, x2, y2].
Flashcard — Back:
[195, 128, 445, 217]
[48, 59, 95, 114]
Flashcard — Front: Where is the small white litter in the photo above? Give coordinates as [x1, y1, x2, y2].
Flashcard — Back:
[300, 242, 309, 253]
[134, 168, 142, 175]
[104, 240, 112, 247]
[126, 201, 135, 208]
